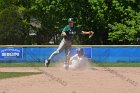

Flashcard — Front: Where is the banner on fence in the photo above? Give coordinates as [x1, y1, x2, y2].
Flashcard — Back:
[0, 47, 23, 60]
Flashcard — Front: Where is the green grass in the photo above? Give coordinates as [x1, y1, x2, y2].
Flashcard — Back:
[0, 72, 42, 79]
[0, 62, 140, 67]
[0, 62, 55, 67]
[93, 62, 140, 67]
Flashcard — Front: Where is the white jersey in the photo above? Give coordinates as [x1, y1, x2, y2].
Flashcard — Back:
[69, 54, 88, 69]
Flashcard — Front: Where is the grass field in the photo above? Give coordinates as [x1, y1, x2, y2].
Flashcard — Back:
[0, 72, 42, 79]
[0, 62, 140, 67]
[94, 62, 140, 67]
[0, 62, 140, 79]
[0, 62, 44, 79]
[0, 62, 55, 67]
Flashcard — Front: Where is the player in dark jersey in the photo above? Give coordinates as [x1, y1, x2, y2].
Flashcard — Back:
[45, 18, 94, 69]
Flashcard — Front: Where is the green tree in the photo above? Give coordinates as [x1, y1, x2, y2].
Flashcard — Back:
[107, 0, 140, 44]
[89, 0, 109, 44]
[0, 0, 34, 44]
[1, 0, 140, 45]
[0, 6, 25, 44]
[31, 0, 95, 45]
[90, 0, 140, 45]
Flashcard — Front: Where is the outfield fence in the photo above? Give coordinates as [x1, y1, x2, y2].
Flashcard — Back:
[0, 45, 140, 63]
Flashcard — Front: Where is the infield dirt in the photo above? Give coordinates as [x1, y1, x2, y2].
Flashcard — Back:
[0, 67, 140, 93]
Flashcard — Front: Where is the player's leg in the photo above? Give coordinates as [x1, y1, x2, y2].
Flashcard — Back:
[64, 40, 72, 69]
[45, 39, 66, 67]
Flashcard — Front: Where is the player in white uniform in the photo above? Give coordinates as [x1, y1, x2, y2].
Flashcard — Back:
[66, 48, 88, 70]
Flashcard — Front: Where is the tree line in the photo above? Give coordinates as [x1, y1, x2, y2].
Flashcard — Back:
[0, 0, 140, 45]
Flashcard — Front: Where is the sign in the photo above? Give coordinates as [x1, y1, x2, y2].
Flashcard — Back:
[0, 47, 23, 60]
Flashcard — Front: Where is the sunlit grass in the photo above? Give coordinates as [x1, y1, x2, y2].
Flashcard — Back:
[0, 72, 42, 79]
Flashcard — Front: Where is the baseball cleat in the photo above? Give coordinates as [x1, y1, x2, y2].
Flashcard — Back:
[45, 59, 50, 67]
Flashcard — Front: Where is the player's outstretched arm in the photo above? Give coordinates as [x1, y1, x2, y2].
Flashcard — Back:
[81, 31, 94, 38]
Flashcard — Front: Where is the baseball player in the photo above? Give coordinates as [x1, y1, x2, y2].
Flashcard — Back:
[68, 48, 88, 70]
[45, 18, 94, 69]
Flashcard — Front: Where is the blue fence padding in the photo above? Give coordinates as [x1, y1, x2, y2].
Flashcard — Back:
[23, 47, 65, 62]
[0, 46, 140, 62]
[92, 46, 140, 62]
[22, 47, 92, 62]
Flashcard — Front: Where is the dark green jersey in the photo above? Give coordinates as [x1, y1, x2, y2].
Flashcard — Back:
[62, 25, 81, 40]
